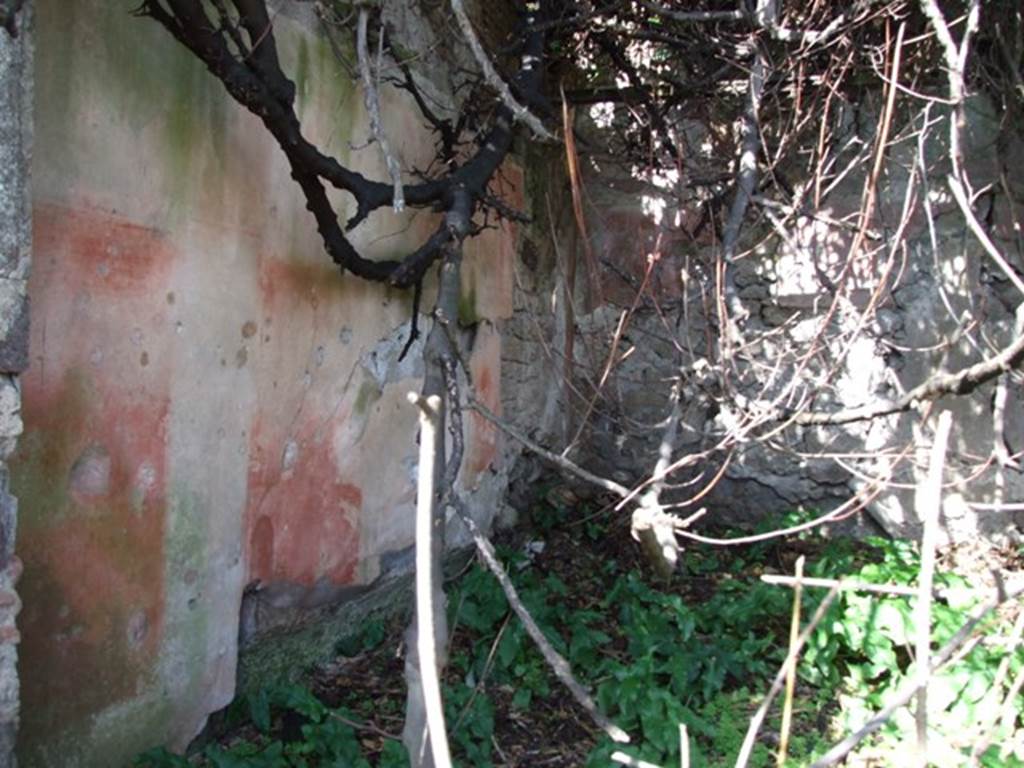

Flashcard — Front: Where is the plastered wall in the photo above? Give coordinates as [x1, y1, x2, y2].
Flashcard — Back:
[13, 2, 522, 765]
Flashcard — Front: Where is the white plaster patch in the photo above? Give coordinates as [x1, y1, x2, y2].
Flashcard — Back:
[68, 444, 111, 498]
[360, 319, 424, 388]
[281, 439, 299, 472]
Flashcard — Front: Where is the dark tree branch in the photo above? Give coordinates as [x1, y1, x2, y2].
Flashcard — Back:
[138, 0, 547, 288]
[450, 0, 555, 140]
[230, 0, 295, 106]
[389, 58, 464, 166]
[398, 279, 426, 363]
[480, 193, 531, 224]
[640, 1, 744, 24]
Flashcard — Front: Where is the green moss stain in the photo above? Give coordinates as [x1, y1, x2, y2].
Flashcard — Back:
[164, 489, 208, 578]
[318, 32, 356, 153]
[12, 365, 168, 768]
[161, 488, 213, 709]
[21, 687, 177, 768]
[143, 35, 230, 212]
[238, 573, 414, 698]
[280, 26, 357, 157]
[389, 41, 417, 65]
[37, 0, 228, 212]
[11, 369, 90, 530]
[458, 282, 480, 326]
[236, 550, 472, 701]
[295, 37, 312, 112]
[353, 379, 382, 417]
[345, 377, 383, 444]
[34, 0, 82, 196]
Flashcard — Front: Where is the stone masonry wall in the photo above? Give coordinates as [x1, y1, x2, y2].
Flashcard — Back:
[0, 3, 31, 766]
[568, 97, 1024, 545]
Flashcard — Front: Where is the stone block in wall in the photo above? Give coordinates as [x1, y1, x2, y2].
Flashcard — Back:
[0, 280, 28, 373]
[0, 478, 15, 564]
[0, 553, 21, 763]
[0, 375, 21, 450]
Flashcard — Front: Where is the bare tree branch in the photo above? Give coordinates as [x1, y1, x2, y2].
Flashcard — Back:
[407, 394, 452, 768]
[632, 382, 682, 578]
[357, 7, 404, 211]
[139, 0, 547, 287]
[719, 46, 766, 331]
[947, 175, 1024, 298]
[449, 0, 556, 141]
[791, 327, 1024, 426]
[451, 498, 632, 745]
[403, 397, 448, 768]
[735, 584, 841, 768]
[761, 574, 948, 600]
[467, 399, 630, 497]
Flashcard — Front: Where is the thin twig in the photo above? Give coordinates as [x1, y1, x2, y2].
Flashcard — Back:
[328, 710, 401, 742]
[451, 613, 511, 732]
[357, 8, 404, 211]
[451, 498, 632, 745]
[761, 574, 946, 600]
[777, 556, 805, 766]
[562, 93, 602, 307]
[467, 398, 630, 497]
[735, 587, 841, 768]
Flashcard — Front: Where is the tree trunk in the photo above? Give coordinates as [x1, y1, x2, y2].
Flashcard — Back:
[402, 193, 471, 768]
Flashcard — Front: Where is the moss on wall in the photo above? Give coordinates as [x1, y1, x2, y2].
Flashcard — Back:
[235, 549, 471, 700]
[36, 0, 229, 211]
[458, 282, 479, 326]
[12, 367, 168, 767]
[237, 572, 413, 697]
